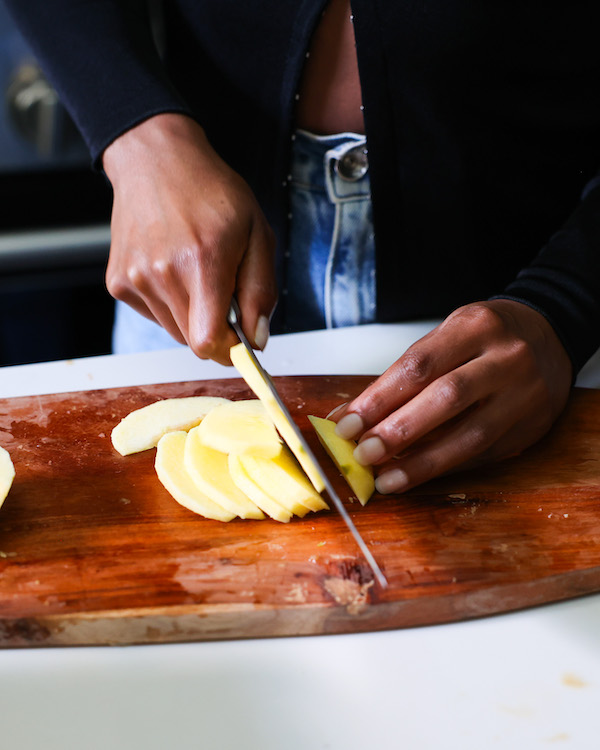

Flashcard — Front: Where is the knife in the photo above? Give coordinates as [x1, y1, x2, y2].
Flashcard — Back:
[228, 298, 388, 588]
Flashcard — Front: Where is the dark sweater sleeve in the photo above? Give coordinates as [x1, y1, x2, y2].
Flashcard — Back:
[492, 180, 600, 373]
[4, 0, 192, 166]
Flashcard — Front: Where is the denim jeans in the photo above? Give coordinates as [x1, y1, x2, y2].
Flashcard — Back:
[282, 129, 376, 332]
[112, 130, 376, 353]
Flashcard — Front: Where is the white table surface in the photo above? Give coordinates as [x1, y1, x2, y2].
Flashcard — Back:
[3, 323, 600, 750]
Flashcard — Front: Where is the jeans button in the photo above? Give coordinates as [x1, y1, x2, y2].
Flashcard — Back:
[335, 146, 369, 181]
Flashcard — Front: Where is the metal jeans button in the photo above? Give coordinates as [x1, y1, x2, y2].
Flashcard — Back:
[335, 145, 369, 181]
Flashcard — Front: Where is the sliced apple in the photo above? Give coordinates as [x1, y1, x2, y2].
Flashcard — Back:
[112, 396, 230, 456]
[228, 454, 292, 523]
[240, 448, 328, 515]
[184, 426, 264, 520]
[229, 342, 325, 492]
[308, 415, 375, 505]
[195, 399, 282, 457]
[0, 446, 15, 508]
[155, 431, 236, 522]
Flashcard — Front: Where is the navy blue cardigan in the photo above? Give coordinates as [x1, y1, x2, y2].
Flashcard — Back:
[7, 0, 600, 370]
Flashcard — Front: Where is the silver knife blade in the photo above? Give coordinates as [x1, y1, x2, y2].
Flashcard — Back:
[228, 298, 388, 588]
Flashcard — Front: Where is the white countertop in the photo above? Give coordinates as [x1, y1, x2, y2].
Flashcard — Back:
[3, 323, 600, 750]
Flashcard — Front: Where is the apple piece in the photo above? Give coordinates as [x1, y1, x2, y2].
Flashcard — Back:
[228, 454, 292, 523]
[184, 426, 264, 520]
[0, 446, 15, 508]
[195, 399, 282, 457]
[229, 342, 325, 492]
[308, 415, 375, 505]
[112, 396, 231, 456]
[240, 448, 328, 515]
[155, 432, 236, 522]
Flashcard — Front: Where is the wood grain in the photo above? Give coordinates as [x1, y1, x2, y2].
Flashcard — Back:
[1, 377, 600, 648]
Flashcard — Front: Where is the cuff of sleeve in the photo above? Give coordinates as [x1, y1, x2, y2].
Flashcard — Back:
[491, 268, 599, 375]
[492, 182, 600, 375]
[89, 105, 194, 172]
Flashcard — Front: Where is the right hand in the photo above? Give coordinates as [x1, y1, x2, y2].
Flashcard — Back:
[103, 113, 277, 365]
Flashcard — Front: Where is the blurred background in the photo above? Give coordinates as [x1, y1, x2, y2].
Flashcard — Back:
[0, 0, 113, 366]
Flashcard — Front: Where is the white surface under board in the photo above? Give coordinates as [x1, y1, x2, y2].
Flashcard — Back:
[2, 322, 600, 750]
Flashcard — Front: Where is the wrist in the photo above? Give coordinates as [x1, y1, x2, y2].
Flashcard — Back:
[102, 112, 207, 183]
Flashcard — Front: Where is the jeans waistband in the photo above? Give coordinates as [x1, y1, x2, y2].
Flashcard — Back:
[291, 129, 370, 201]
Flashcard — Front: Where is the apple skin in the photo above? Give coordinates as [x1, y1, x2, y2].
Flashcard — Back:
[112, 396, 230, 456]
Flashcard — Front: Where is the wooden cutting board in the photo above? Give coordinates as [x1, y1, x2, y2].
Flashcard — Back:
[1, 376, 600, 648]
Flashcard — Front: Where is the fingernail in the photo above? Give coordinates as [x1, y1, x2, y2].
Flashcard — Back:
[375, 468, 409, 494]
[326, 402, 348, 419]
[254, 315, 270, 350]
[335, 413, 364, 439]
[354, 436, 386, 465]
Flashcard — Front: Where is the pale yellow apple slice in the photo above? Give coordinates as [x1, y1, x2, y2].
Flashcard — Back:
[229, 342, 325, 492]
[195, 399, 282, 457]
[112, 396, 231, 456]
[184, 426, 264, 520]
[240, 448, 328, 515]
[228, 454, 292, 523]
[155, 432, 236, 522]
[0, 446, 15, 509]
[308, 415, 375, 505]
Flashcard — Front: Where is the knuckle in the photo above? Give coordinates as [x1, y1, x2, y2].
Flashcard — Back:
[415, 452, 439, 481]
[126, 263, 152, 294]
[106, 263, 144, 300]
[453, 303, 506, 337]
[507, 337, 537, 373]
[401, 348, 433, 386]
[392, 420, 413, 444]
[378, 416, 413, 448]
[436, 374, 467, 412]
[105, 271, 123, 300]
[188, 323, 223, 360]
[465, 421, 494, 453]
[190, 333, 217, 359]
[149, 256, 172, 281]
[359, 388, 392, 421]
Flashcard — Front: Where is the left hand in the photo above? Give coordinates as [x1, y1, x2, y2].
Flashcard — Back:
[330, 300, 573, 493]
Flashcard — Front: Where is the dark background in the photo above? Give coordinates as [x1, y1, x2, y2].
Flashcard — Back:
[0, 2, 114, 367]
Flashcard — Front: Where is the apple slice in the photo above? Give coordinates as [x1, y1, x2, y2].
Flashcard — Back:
[184, 426, 264, 520]
[155, 432, 236, 522]
[228, 454, 292, 523]
[239, 448, 328, 515]
[229, 343, 325, 492]
[195, 399, 282, 457]
[0, 446, 15, 508]
[308, 416, 375, 505]
[112, 396, 230, 455]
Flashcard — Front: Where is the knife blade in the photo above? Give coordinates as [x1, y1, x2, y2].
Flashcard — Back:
[228, 298, 388, 588]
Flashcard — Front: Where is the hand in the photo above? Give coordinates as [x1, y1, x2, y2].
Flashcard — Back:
[331, 300, 573, 493]
[103, 113, 277, 365]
